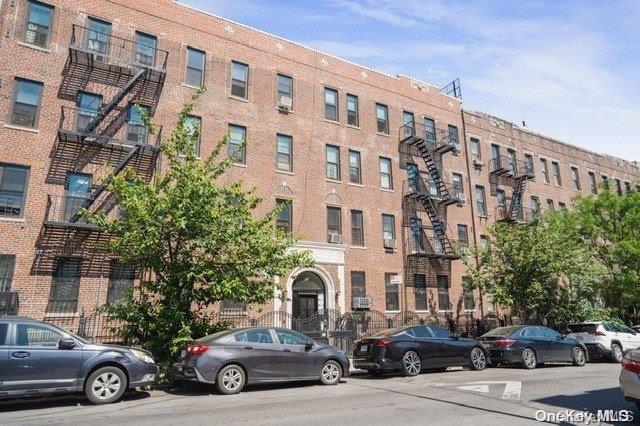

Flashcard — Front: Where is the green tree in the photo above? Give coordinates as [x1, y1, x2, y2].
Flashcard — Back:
[571, 184, 640, 320]
[462, 212, 607, 328]
[85, 91, 313, 366]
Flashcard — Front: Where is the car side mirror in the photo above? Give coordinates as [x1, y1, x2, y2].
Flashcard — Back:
[58, 338, 76, 350]
[305, 341, 313, 351]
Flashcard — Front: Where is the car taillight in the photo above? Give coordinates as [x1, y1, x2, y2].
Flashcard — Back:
[622, 357, 640, 374]
[375, 338, 392, 348]
[594, 331, 607, 336]
[186, 343, 210, 356]
[494, 339, 516, 348]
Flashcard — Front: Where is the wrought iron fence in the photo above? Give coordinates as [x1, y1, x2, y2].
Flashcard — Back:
[0, 292, 19, 315]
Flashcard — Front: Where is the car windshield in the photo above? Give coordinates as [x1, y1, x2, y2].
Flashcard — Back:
[482, 326, 522, 337]
[567, 324, 598, 334]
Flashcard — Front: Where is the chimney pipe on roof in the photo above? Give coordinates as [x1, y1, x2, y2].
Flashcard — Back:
[522, 121, 527, 127]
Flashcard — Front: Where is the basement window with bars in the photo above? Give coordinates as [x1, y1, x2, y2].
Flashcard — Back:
[24, 1, 54, 48]
[11, 78, 43, 128]
[231, 61, 249, 99]
[107, 260, 134, 305]
[0, 164, 29, 218]
[385, 273, 399, 311]
[47, 258, 82, 313]
[437, 275, 450, 311]
[0, 255, 16, 292]
[414, 274, 427, 311]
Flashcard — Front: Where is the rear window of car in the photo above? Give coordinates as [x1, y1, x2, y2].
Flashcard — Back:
[0, 323, 7, 346]
[197, 330, 235, 343]
[568, 324, 598, 334]
[482, 326, 522, 337]
[373, 327, 407, 337]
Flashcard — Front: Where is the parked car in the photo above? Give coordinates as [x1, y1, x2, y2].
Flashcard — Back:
[352, 325, 488, 376]
[477, 325, 587, 369]
[171, 327, 349, 394]
[620, 349, 640, 410]
[0, 316, 157, 404]
[566, 322, 640, 362]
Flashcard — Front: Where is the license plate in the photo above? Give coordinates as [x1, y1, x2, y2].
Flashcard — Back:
[358, 345, 368, 354]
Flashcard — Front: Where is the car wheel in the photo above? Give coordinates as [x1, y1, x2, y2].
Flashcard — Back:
[85, 366, 128, 405]
[572, 346, 586, 366]
[522, 348, 537, 369]
[320, 360, 342, 385]
[216, 364, 246, 395]
[470, 347, 487, 371]
[611, 343, 623, 363]
[401, 351, 421, 376]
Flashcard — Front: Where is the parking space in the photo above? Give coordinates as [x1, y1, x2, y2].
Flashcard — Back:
[0, 363, 635, 425]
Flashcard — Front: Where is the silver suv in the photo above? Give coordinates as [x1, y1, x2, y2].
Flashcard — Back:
[567, 322, 640, 362]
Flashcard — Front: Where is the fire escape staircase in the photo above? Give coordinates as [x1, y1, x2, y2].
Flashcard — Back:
[490, 155, 535, 222]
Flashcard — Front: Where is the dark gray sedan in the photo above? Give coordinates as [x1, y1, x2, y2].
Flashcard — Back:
[172, 327, 350, 394]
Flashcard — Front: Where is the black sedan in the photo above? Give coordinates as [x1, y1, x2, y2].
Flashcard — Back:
[352, 325, 488, 376]
[477, 325, 587, 369]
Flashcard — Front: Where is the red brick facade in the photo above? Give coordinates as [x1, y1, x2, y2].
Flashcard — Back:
[0, 0, 638, 323]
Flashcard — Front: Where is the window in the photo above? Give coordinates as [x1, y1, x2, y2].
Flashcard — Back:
[382, 214, 395, 244]
[228, 124, 246, 164]
[276, 134, 292, 171]
[231, 61, 248, 99]
[625, 182, 632, 193]
[540, 159, 549, 183]
[126, 103, 149, 144]
[403, 111, 415, 137]
[408, 325, 432, 338]
[0, 164, 29, 218]
[234, 329, 273, 344]
[616, 179, 623, 195]
[496, 189, 506, 207]
[347, 94, 359, 126]
[507, 149, 517, 173]
[351, 271, 366, 298]
[524, 154, 534, 175]
[588, 172, 597, 194]
[463, 277, 475, 310]
[437, 275, 449, 310]
[424, 117, 436, 143]
[409, 218, 424, 253]
[430, 325, 453, 339]
[107, 260, 134, 305]
[521, 326, 544, 338]
[539, 326, 561, 340]
[531, 196, 541, 215]
[276, 199, 292, 233]
[64, 172, 91, 221]
[221, 299, 246, 313]
[470, 138, 480, 161]
[15, 323, 63, 347]
[277, 74, 293, 107]
[551, 161, 562, 185]
[11, 78, 43, 128]
[47, 258, 82, 313]
[379, 157, 393, 189]
[326, 145, 340, 180]
[324, 87, 338, 121]
[24, 1, 54, 48]
[348, 150, 362, 184]
[414, 274, 427, 311]
[184, 115, 201, 156]
[76, 91, 102, 132]
[602, 175, 609, 189]
[185, 47, 205, 87]
[452, 173, 463, 197]
[571, 167, 581, 190]
[327, 206, 342, 239]
[457, 224, 469, 248]
[275, 329, 309, 345]
[376, 103, 389, 134]
[385, 273, 399, 311]
[350, 210, 364, 246]
[475, 185, 487, 216]
[490, 144, 500, 160]
[546, 199, 555, 210]
[559, 202, 567, 210]
[448, 125, 459, 150]
[0, 255, 15, 292]
[134, 32, 157, 67]
[0, 323, 7, 346]
[86, 17, 110, 55]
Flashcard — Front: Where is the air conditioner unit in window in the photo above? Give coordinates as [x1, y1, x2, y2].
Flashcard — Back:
[278, 95, 292, 111]
[384, 238, 396, 249]
[473, 158, 484, 169]
[352, 296, 371, 310]
[328, 233, 342, 244]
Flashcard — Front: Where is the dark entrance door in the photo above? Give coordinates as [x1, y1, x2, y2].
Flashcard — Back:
[295, 294, 318, 320]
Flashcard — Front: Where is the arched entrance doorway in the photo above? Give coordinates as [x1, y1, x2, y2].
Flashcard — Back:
[291, 271, 325, 320]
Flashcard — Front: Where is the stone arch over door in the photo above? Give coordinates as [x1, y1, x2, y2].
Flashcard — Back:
[284, 266, 335, 317]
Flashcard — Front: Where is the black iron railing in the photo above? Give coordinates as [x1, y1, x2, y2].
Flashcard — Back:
[0, 292, 19, 315]
[490, 155, 534, 178]
[495, 206, 536, 222]
[404, 177, 465, 204]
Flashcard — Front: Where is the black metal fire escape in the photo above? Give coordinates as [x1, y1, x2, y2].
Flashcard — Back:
[489, 155, 534, 222]
[34, 24, 168, 277]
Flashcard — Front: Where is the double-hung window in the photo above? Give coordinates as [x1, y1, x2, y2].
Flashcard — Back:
[385, 273, 399, 311]
[277, 74, 293, 108]
[185, 47, 205, 87]
[231, 61, 248, 99]
[276, 134, 293, 171]
[475, 185, 487, 216]
[326, 145, 340, 180]
[0, 164, 29, 218]
[324, 88, 338, 121]
[347, 94, 359, 126]
[350, 210, 364, 246]
[376, 103, 389, 134]
[348, 150, 361, 184]
[24, 1, 54, 48]
[228, 124, 246, 164]
[276, 199, 292, 233]
[11, 78, 43, 128]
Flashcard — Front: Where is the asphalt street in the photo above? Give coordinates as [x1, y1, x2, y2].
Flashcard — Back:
[0, 363, 636, 425]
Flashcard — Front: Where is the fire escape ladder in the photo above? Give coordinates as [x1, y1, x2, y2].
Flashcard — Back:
[83, 68, 146, 135]
[508, 176, 527, 220]
[415, 141, 451, 199]
[417, 192, 454, 255]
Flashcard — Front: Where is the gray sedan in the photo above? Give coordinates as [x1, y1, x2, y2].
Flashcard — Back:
[172, 327, 350, 394]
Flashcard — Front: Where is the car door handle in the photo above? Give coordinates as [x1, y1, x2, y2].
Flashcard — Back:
[243, 346, 254, 350]
[283, 348, 292, 353]
[11, 351, 30, 359]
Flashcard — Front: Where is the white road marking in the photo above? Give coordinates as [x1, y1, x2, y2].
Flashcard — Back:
[457, 385, 490, 393]
[458, 381, 522, 400]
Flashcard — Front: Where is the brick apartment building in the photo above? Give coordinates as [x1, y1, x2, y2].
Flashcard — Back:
[0, 0, 638, 331]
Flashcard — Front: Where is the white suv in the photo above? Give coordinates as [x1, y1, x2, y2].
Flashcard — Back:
[567, 322, 640, 362]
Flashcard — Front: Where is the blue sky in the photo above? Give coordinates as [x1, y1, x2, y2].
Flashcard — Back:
[181, 0, 640, 161]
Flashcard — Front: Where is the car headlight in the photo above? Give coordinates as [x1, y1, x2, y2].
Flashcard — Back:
[130, 349, 155, 364]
